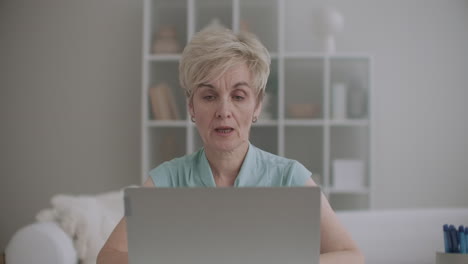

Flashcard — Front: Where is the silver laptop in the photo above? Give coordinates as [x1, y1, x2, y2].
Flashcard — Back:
[124, 187, 321, 264]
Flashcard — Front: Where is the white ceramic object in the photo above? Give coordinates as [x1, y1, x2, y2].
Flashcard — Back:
[313, 7, 344, 53]
[332, 82, 347, 120]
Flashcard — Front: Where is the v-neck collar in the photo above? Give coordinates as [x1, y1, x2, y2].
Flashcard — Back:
[197, 143, 256, 187]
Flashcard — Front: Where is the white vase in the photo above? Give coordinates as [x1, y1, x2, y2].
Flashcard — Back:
[332, 83, 347, 120]
[313, 7, 344, 53]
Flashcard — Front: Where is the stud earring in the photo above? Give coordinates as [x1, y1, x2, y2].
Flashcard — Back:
[252, 116, 258, 123]
[191, 116, 196, 123]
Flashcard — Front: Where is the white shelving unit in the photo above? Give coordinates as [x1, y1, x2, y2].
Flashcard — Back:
[142, 0, 373, 210]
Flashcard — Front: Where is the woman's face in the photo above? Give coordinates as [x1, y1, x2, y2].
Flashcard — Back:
[189, 63, 262, 153]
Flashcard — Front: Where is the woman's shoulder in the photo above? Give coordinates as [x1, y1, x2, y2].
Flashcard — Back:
[250, 144, 311, 186]
[251, 145, 297, 168]
[148, 148, 203, 186]
[149, 152, 194, 172]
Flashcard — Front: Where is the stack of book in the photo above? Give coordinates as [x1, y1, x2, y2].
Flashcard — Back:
[149, 82, 181, 120]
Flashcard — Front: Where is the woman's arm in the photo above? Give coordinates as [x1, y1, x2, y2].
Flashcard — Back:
[304, 178, 365, 264]
[97, 218, 129, 264]
[97, 178, 155, 264]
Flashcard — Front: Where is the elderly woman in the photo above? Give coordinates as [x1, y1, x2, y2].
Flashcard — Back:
[98, 27, 364, 264]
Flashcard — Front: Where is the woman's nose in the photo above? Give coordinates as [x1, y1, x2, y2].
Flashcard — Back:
[216, 99, 232, 119]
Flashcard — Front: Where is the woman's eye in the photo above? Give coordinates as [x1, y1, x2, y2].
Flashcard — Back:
[203, 95, 215, 101]
[233, 95, 244, 101]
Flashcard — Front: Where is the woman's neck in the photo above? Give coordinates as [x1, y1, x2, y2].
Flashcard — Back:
[204, 142, 249, 187]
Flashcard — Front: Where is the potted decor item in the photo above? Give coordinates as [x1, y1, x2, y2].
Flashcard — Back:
[203, 17, 225, 31]
[287, 103, 321, 119]
[152, 25, 180, 54]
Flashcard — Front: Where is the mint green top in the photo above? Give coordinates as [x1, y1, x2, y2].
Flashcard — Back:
[149, 144, 311, 187]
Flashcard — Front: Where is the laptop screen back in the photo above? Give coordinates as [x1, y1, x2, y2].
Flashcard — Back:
[125, 187, 321, 264]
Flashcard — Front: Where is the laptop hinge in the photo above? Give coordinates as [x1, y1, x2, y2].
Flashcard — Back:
[124, 194, 131, 217]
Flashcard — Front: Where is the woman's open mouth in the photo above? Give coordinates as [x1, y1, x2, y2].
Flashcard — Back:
[214, 127, 234, 135]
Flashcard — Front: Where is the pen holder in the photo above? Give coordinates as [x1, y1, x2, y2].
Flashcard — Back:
[436, 252, 468, 264]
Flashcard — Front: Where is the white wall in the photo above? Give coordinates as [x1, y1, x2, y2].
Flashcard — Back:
[1, 0, 467, 252]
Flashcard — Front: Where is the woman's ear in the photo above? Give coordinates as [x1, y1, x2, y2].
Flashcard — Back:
[188, 98, 195, 118]
[253, 100, 262, 119]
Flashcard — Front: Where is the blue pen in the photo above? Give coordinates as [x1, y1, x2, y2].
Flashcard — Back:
[449, 225, 459, 253]
[459, 225, 466, 254]
[465, 227, 468, 254]
[443, 224, 451, 253]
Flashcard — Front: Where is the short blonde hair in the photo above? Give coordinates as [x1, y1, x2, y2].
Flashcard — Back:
[179, 27, 271, 102]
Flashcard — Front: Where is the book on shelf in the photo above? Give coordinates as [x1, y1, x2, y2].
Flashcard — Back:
[149, 82, 181, 120]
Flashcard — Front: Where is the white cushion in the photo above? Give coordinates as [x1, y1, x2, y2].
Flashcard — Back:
[5, 221, 77, 264]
